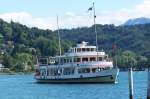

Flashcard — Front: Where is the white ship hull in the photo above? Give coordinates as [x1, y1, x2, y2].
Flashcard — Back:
[35, 68, 119, 83]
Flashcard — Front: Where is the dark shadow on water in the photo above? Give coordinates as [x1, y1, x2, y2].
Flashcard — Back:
[33, 81, 118, 86]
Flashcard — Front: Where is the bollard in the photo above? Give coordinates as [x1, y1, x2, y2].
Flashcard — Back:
[147, 66, 150, 99]
[128, 68, 134, 99]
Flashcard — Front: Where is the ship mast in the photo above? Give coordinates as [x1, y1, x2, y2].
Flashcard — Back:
[57, 16, 62, 65]
[92, 2, 98, 61]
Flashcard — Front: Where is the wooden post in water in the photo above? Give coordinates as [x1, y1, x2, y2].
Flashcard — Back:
[128, 68, 134, 99]
[147, 66, 150, 99]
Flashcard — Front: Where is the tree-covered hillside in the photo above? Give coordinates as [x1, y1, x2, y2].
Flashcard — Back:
[0, 19, 149, 72]
[59, 24, 150, 57]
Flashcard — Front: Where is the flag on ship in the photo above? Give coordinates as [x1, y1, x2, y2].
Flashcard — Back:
[88, 3, 96, 18]
[112, 42, 117, 51]
[111, 41, 117, 57]
[88, 7, 93, 11]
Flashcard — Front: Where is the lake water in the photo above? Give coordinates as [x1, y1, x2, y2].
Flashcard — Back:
[0, 71, 147, 99]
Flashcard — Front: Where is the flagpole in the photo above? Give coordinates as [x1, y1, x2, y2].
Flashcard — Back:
[93, 2, 98, 61]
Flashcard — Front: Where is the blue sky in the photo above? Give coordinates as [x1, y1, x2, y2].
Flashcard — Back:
[0, 0, 143, 17]
[0, 0, 149, 30]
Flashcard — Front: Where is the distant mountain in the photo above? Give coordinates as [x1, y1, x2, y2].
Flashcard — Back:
[123, 17, 150, 26]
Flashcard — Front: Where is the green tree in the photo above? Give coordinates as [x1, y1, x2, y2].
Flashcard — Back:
[12, 53, 33, 72]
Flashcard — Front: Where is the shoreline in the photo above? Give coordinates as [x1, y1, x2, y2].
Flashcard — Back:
[0, 71, 34, 75]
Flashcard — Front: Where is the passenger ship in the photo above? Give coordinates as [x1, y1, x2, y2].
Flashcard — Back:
[34, 2, 119, 83]
[34, 41, 119, 83]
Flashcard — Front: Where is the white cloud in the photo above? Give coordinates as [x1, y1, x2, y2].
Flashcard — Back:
[97, 0, 150, 25]
[0, 0, 150, 30]
[0, 12, 56, 30]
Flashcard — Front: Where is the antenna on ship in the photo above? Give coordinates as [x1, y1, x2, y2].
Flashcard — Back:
[57, 15, 62, 66]
[88, 2, 98, 61]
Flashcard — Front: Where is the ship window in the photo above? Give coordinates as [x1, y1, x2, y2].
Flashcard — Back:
[92, 68, 96, 73]
[67, 59, 69, 63]
[63, 67, 75, 75]
[91, 48, 95, 51]
[74, 57, 80, 62]
[77, 48, 81, 52]
[90, 57, 96, 61]
[75, 48, 77, 53]
[87, 48, 90, 52]
[64, 58, 72, 63]
[47, 69, 49, 76]
[74, 58, 77, 62]
[82, 57, 88, 62]
[98, 57, 103, 61]
[64, 59, 67, 63]
[69, 58, 72, 63]
[49, 68, 57, 76]
[82, 48, 86, 52]
[47, 69, 50, 76]
[51, 68, 60, 76]
[78, 68, 90, 73]
[47, 68, 59, 76]
[77, 58, 81, 62]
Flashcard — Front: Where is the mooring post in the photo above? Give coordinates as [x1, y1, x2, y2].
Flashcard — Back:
[129, 67, 134, 99]
[147, 66, 150, 99]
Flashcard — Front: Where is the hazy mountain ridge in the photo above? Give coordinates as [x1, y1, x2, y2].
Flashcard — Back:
[124, 17, 150, 26]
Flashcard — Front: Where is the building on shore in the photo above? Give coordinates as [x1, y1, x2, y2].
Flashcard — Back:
[0, 63, 4, 71]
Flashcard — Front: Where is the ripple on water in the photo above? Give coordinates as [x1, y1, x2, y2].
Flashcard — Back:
[0, 71, 147, 99]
